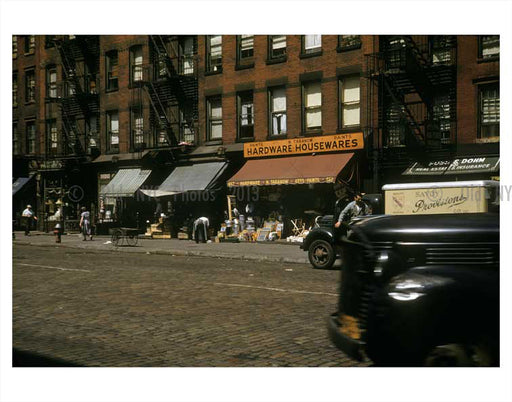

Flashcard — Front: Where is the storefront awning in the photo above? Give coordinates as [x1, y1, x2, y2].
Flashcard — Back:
[403, 156, 500, 176]
[227, 153, 354, 187]
[140, 162, 228, 197]
[12, 176, 33, 196]
[100, 169, 151, 197]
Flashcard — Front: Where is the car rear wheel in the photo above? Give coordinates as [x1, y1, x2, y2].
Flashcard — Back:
[308, 239, 335, 269]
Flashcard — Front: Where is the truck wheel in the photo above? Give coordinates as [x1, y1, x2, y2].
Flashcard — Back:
[308, 240, 335, 269]
[424, 341, 496, 367]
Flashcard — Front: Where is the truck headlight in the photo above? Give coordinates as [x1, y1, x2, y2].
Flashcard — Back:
[387, 291, 424, 301]
[387, 278, 426, 300]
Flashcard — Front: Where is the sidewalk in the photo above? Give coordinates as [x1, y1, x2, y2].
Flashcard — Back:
[12, 231, 310, 265]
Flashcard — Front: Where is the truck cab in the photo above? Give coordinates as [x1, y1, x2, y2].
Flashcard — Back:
[301, 194, 381, 269]
[328, 180, 500, 366]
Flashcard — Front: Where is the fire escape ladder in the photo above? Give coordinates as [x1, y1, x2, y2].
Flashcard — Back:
[149, 35, 197, 144]
[54, 38, 85, 97]
[143, 81, 179, 148]
[401, 36, 434, 107]
[382, 75, 425, 146]
[59, 104, 85, 155]
[149, 35, 175, 79]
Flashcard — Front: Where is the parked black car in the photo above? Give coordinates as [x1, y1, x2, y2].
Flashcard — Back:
[301, 194, 381, 269]
[328, 212, 500, 366]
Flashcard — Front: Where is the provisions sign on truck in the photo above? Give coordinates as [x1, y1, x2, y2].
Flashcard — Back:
[383, 180, 499, 215]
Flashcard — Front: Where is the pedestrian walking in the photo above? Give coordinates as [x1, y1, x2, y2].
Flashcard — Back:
[193, 216, 209, 243]
[79, 206, 93, 241]
[21, 205, 37, 236]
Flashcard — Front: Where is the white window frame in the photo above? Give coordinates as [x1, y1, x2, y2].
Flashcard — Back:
[270, 86, 287, 136]
[208, 35, 222, 72]
[479, 83, 500, 138]
[108, 111, 119, 151]
[207, 96, 222, 140]
[270, 35, 286, 59]
[130, 46, 143, 83]
[239, 35, 254, 60]
[339, 75, 361, 129]
[303, 81, 322, 131]
[304, 35, 322, 53]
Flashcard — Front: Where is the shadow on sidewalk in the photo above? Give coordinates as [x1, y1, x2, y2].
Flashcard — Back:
[13, 348, 84, 367]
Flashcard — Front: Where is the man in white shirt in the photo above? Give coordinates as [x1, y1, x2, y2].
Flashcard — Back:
[193, 217, 209, 243]
[21, 205, 37, 236]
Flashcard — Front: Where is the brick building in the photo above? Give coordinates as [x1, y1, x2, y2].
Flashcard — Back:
[365, 35, 500, 187]
[12, 34, 500, 235]
[197, 35, 374, 230]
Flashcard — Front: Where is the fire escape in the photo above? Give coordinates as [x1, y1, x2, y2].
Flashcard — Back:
[135, 35, 198, 154]
[52, 35, 100, 158]
[365, 35, 457, 175]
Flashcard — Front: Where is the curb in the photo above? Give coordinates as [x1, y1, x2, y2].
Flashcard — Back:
[13, 240, 309, 265]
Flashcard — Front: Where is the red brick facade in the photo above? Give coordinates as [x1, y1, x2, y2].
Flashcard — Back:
[198, 35, 374, 145]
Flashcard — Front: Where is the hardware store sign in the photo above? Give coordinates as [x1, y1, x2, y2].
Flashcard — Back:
[244, 132, 364, 158]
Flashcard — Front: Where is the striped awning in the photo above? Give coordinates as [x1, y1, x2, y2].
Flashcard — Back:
[13, 176, 33, 196]
[100, 169, 151, 197]
[139, 162, 227, 197]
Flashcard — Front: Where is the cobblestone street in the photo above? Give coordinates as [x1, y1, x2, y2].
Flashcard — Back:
[12, 243, 368, 367]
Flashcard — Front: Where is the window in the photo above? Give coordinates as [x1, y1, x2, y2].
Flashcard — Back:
[238, 92, 254, 139]
[269, 86, 287, 136]
[46, 66, 57, 99]
[13, 122, 19, 155]
[433, 94, 452, 144]
[157, 129, 169, 146]
[339, 76, 360, 129]
[180, 36, 195, 75]
[26, 121, 36, 154]
[25, 69, 35, 103]
[12, 36, 18, 58]
[207, 96, 222, 140]
[130, 45, 143, 84]
[45, 35, 56, 48]
[385, 37, 406, 69]
[64, 70, 76, 97]
[338, 35, 361, 50]
[13, 73, 18, 107]
[206, 35, 222, 73]
[24, 35, 35, 54]
[268, 35, 286, 60]
[237, 35, 254, 64]
[303, 81, 322, 132]
[84, 63, 98, 94]
[63, 117, 78, 153]
[303, 35, 322, 54]
[479, 36, 499, 59]
[180, 109, 194, 143]
[132, 109, 144, 147]
[107, 111, 119, 152]
[106, 50, 119, 91]
[47, 119, 58, 154]
[479, 83, 499, 138]
[431, 36, 454, 64]
[385, 103, 405, 147]
[87, 115, 99, 152]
